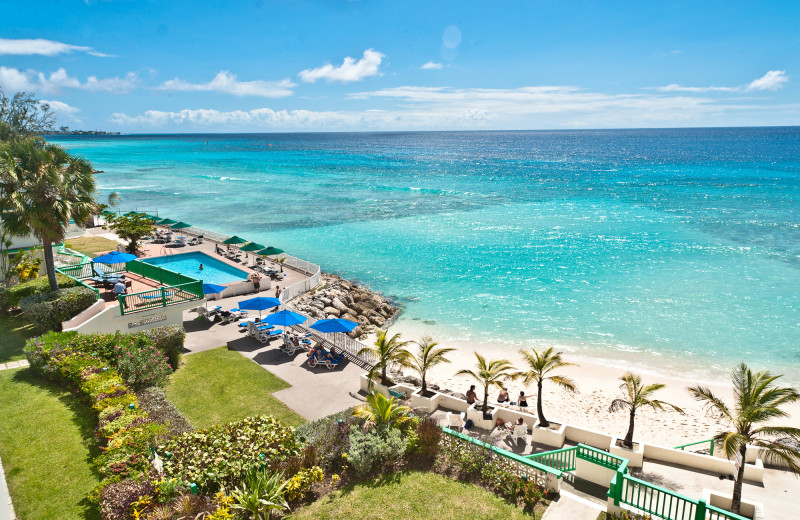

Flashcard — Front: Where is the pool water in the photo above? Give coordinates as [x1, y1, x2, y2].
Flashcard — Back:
[143, 251, 250, 285]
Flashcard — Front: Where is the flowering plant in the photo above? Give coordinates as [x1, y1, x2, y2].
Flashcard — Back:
[115, 341, 172, 388]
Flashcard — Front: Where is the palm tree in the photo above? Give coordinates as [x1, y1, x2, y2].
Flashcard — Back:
[0, 139, 97, 291]
[610, 373, 684, 449]
[408, 336, 456, 396]
[688, 363, 800, 515]
[512, 347, 577, 427]
[358, 328, 411, 386]
[456, 352, 516, 413]
[353, 390, 413, 430]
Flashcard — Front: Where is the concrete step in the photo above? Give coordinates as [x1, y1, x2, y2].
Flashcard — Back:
[542, 490, 604, 520]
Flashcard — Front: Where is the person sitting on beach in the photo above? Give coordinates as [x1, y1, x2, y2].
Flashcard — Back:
[518, 391, 529, 407]
[466, 385, 477, 405]
[497, 387, 510, 403]
[505, 417, 524, 430]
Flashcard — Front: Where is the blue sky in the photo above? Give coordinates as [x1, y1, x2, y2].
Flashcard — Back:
[2, 0, 798, 132]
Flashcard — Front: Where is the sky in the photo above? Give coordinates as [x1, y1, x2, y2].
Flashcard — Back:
[1, 0, 799, 132]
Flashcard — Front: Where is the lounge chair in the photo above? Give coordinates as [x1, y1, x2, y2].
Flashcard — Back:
[448, 412, 466, 431]
[308, 348, 344, 369]
[255, 328, 282, 344]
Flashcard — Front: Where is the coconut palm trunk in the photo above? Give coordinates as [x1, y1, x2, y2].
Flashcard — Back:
[624, 409, 636, 447]
[41, 238, 58, 291]
[536, 380, 547, 426]
[732, 445, 746, 514]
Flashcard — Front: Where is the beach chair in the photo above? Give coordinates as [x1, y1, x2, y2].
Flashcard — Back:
[447, 412, 465, 431]
[509, 423, 528, 444]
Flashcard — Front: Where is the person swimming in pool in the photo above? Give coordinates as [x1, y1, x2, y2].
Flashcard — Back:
[199, 263, 204, 271]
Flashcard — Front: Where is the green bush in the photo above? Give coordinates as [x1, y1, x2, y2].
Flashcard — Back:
[4, 274, 76, 309]
[144, 326, 185, 370]
[19, 286, 97, 332]
[160, 415, 301, 490]
[347, 425, 406, 476]
[114, 341, 172, 389]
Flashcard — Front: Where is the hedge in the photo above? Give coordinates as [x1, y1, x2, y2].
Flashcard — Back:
[20, 286, 97, 332]
[1, 274, 77, 311]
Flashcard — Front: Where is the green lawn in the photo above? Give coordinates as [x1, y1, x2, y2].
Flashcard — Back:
[165, 346, 306, 429]
[288, 471, 544, 519]
[0, 312, 37, 363]
[63, 236, 119, 258]
[0, 368, 100, 520]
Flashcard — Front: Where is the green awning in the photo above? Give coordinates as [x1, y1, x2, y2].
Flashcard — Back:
[257, 246, 284, 256]
[171, 221, 192, 229]
[223, 235, 247, 245]
[158, 218, 178, 226]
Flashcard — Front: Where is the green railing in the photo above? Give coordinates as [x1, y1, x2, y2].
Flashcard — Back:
[54, 263, 99, 297]
[56, 243, 90, 264]
[525, 446, 577, 471]
[118, 280, 203, 315]
[125, 260, 197, 287]
[608, 470, 748, 520]
[525, 443, 626, 473]
[674, 439, 715, 457]
[57, 261, 95, 280]
[440, 427, 562, 484]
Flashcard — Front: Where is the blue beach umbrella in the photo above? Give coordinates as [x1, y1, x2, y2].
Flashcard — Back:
[263, 309, 306, 327]
[93, 251, 138, 264]
[202, 283, 226, 294]
[238, 296, 281, 317]
[310, 318, 358, 334]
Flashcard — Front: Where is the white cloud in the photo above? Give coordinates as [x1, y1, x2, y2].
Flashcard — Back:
[745, 70, 788, 91]
[39, 99, 82, 123]
[0, 66, 137, 94]
[0, 38, 110, 57]
[421, 61, 443, 70]
[653, 70, 788, 93]
[158, 71, 295, 98]
[298, 49, 384, 83]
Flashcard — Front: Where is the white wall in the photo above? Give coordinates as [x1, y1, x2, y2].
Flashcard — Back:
[66, 300, 197, 334]
[565, 425, 614, 449]
[61, 299, 105, 330]
[576, 456, 617, 486]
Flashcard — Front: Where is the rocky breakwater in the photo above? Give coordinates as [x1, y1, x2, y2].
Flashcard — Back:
[291, 274, 399, 339]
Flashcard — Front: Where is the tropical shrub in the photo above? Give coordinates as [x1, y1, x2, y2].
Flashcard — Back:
[99, 478, 155, 520]
[347, 425, 407, 476]
[3, 273, 76, 309]
[294, 408, 354, 474]
[230, 468, 290, 519]
[19, 285, 97, 332]
[284, 466, 324, 503]
[159, 415, 301, 490]
[144, 325, 185, 370]
[406, 416, 442, 460]
[114, 341, 172, 388]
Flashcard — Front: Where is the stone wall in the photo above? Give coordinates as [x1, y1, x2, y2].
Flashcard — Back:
[291, 273, 399, 338]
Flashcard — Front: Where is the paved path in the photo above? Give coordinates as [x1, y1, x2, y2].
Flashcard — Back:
[0, 454, 14, 520]
[541, 490, 604, 520]
[0, 360, 28, 371]
[182, 315, 363, 421]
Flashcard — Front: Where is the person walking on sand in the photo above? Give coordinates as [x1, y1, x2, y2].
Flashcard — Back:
[275, 285, 282, 298]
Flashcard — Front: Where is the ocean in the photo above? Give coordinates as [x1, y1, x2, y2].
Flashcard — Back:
[54, 128, 800, 383]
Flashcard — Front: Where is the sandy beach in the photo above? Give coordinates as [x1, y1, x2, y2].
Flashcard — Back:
[380, 323, 800, 448]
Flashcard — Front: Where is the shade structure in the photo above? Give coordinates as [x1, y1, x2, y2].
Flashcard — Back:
[262, 309, 306, 327]
[124, 211, 144, 216]
[240, 242, 266, 252]
[146, 214, 162, 221]
[158, 218, 178, 226]
[257, 246, 284, 256]
[310, 318, 358, 334]
[101, 210, 116, 217]
[93, 251, 138, 264]
[238, 296, 281, 317]
[171, 221, 192, 229]
[202, 283, 226, 295]
[223, 235, 247, 245]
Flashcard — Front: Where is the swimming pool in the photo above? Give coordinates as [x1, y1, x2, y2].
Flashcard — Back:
[143, 252, 250, 285]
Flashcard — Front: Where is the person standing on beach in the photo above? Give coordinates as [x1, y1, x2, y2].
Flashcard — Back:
[275, 285, 282, 298]
[466, 385, 477, 405]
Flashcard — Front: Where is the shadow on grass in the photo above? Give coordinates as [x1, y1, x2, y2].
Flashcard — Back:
[9, 368, 102, 519]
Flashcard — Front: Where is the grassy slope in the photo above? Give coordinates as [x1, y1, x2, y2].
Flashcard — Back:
[63, 236, 119, 258]
[0, 368, 100, 520]
[165, 346, 306, 429]
[288, 471, 543, 519]
[0, 312, 37, 363]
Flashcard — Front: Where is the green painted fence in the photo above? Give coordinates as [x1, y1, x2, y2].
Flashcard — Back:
[54, 263, 99, 297]
[525, 446, 577, 471]
[118, 280, 203, 315]
[674, 439, 715, 457]
[124, 260, 197, 286]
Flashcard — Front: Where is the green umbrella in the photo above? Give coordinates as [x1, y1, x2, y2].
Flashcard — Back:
[124, 211, 144, 216]
[223, 235, 247, 245]
[257, 246, 284, 256]
[240, 242, 266, 252]
[158, 218, 178, 226]
[145, 214, 162, 221]
[171, 221, 192, 229]
[101, 210, 115, 217]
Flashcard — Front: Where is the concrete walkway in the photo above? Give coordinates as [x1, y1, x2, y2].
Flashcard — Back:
[0, 454, 14, 520]
[182, 313, 363, 421]
[0, 360, 28, 371]
[541, 490, 604, 520]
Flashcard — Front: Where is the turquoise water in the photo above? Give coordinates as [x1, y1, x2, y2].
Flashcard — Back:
[143, 251, 250, 285]
[54, 129, 800, 381]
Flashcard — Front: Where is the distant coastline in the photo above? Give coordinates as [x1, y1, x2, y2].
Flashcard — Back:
[45, 129, 121, 136]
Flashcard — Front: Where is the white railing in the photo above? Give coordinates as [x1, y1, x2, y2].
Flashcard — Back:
[286, 308, 376, 368]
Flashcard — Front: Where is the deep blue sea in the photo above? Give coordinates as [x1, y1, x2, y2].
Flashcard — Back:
[54, 128, 800, 382]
